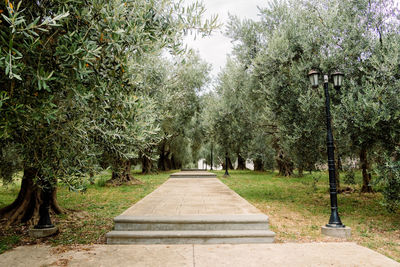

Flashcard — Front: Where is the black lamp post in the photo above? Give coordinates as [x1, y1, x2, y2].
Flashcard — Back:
[308, 70, 345, 228]
[34, 185, 55, 229]
[224, 151, 230, 177]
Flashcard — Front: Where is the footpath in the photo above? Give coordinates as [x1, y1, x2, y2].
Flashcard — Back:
[0, 171, 398, 266]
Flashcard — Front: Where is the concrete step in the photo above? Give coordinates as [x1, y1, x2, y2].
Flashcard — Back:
[106, 230, 275, 244]
[113, 214, 270, 231]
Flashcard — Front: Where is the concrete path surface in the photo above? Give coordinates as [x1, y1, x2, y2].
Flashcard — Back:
[0, 242, 398, 267]
[107, 176, 275, 244]
[120, 178, 261, 216]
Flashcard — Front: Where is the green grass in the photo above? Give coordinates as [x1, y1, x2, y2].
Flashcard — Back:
[0, 170, 174, 252]
[216, 170, 400, 262]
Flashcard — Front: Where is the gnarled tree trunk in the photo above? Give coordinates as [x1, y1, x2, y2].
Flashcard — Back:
[253, 158, 264, 171]
[360, 145, 373, 193]
[109, 160, 142, 185]
[0, 168, 63, 225]
[276, 150, 294, 176]
[142, 155, 154, 174]
[158, 142, 171, 171]
[236, 153, 246, 170]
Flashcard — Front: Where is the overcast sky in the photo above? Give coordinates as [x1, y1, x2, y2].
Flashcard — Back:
[184, 0, 400, 82]
[183, 0, 267, 79]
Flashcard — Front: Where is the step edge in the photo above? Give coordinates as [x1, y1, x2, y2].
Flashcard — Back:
[114, 214, 269, 223]
[106, 230, 276, 238]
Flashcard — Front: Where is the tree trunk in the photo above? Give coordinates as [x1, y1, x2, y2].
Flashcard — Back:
[158, 142, 169, 171]
[157, 153, 165, 171]
[165, 151, 172, 171]
[253, 158, 264, 171]
[276, 150, 293, 176]
[236, 153, 247, 170]
[142, 155, 154, 174]
[360, 146, 373, 193]
[171, 154, 177, 170]
[298, 167, 304, 177]
[0, 168, 62, 226]
[227, 157, 234, 170]
[109, 160, 142, 185]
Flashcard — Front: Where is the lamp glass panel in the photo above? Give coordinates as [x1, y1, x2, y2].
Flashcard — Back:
[338, 74, 344, 86]
[333, 75, 339, 87]
[311, 73, 319, 87]
[309, 75, 314, 86]
[333, 73, 344, 87]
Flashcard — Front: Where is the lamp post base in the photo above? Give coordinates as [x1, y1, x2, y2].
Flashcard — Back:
[321, 225, 351, 238]
[29, 226, 59, 238]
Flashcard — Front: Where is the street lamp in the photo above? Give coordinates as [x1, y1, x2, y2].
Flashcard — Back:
[308, 70, 350, 237]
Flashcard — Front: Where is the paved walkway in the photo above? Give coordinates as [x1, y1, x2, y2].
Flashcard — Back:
[1, 243, 398, 266]
[121, 177, 261, 216]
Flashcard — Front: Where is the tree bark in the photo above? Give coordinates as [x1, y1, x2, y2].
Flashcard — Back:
[236, 153, 247, 170]
[227, 157, 234, 170]
[298, 167, 304, 177]
[158, 149, 171, 171]
[360, 145, 373, 193]
[276, 150, 293, 176]
[0, 168, 62, 225]
[157, 142, 169, 171]
[142, 155, 154, 174]
[253, 158, 264, 171]
[109, 160, 142, 185]
[171, 154, 177, 170]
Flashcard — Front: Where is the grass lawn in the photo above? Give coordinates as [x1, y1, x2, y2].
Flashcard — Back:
[217, 170, 400, 262]
[0, 170, 174, 254]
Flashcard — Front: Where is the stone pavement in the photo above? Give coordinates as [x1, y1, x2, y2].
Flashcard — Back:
[0, 243, 398, 267]
[120, 177, 261, 216]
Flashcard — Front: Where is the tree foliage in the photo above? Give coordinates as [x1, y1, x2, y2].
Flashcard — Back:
[208, 0, 400, 209]
[0, 0, 216, 223]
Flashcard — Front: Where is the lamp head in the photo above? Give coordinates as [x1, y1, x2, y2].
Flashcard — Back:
[332, 71, 344, 87]
[308, 70, 320, 87]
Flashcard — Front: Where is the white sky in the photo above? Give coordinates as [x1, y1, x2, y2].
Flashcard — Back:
[184, 0, 400, 82]
[183, 0, 267, 79]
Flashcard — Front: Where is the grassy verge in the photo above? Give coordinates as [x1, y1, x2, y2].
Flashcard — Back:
[0, 170, 173, 254]
[216, 170, 400, 262]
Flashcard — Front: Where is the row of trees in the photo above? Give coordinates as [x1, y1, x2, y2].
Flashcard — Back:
[0, 0, 216, 224]
[202, 0, 400, 210]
